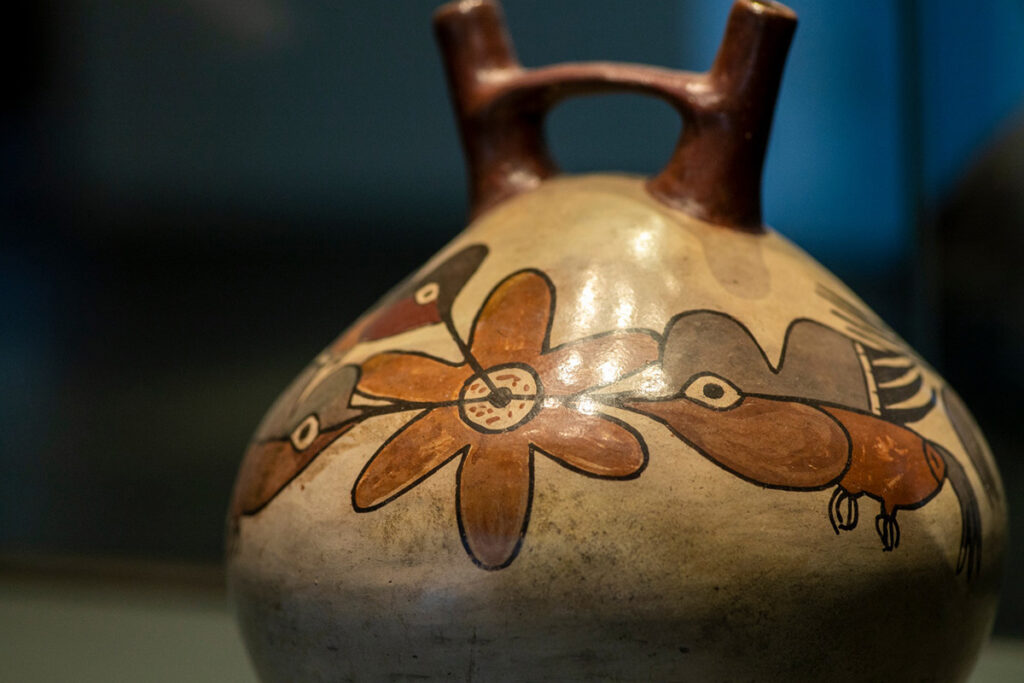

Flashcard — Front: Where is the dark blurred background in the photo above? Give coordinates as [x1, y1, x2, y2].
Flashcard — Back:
[1, 0, 1022, 638]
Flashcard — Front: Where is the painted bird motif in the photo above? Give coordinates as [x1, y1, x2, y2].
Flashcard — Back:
[622, 310, 985, 579]
[230, 245, 489, 520]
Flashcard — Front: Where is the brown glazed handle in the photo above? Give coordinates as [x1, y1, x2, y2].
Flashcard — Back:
[434, 0, 797, 231]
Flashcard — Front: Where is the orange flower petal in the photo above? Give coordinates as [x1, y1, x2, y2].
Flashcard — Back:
[534, 330, 660, 395]
[357, 352, 471, 403]
[457, 434, 533, 569]
[353, 408, 472, 510]
[468, 270, 553, 367]
[522, 406, 647, 478]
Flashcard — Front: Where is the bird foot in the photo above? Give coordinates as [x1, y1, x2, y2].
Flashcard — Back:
[828, 488, 860, 534]
[874, 513, 901, 551]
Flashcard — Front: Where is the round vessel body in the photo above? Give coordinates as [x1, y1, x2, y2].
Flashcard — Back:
[228, 175, 1006, 682]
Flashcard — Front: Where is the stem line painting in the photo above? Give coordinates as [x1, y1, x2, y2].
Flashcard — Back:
[232, 244, 986, 578]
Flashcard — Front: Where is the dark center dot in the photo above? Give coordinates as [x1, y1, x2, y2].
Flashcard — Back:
[488, 386, 513, 408]
[702, 383, 725, 399]
[298, 423, 311, 439]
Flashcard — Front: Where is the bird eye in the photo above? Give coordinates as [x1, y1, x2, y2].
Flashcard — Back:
[415, 282, 440, 305]
[681, 373, 743, 410]
[290, 414, 320, 450]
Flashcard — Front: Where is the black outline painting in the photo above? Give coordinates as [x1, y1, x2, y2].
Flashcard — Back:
[232, 249, 988, 578]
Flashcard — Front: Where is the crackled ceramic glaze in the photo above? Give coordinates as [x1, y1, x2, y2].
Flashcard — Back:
[228, 2, 1006, 681]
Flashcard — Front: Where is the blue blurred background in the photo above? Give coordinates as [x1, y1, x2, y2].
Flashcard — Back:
[2, 0, 1023, 636]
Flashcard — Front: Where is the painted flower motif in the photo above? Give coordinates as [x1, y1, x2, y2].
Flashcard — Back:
[353, 269, 659, 569]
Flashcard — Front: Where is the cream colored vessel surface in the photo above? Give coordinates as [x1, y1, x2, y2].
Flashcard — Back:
[229, 174, 1005, 682]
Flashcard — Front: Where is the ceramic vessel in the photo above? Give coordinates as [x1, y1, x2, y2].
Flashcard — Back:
[228, 2, 1007, 680]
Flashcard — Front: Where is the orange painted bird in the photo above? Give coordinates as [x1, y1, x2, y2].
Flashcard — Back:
[621, 308, 984, 579]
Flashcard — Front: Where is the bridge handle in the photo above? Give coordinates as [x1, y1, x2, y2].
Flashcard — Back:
[434, 0, 797, 231]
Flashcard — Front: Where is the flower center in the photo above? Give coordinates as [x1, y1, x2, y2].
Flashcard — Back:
[458, 364, 543, 434]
